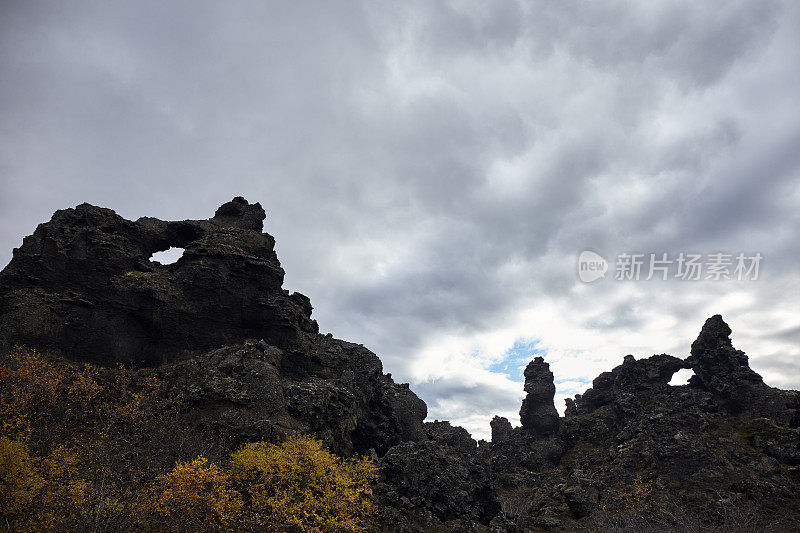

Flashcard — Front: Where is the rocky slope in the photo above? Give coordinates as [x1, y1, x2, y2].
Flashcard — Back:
[0, 198, 426, 459]
[1, 199, 799, 531]
[484, 315, 800, 530]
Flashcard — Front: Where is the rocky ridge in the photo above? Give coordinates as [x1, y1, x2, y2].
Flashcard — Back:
[0, 198, 426, 458]
[1, 199, 799, 531]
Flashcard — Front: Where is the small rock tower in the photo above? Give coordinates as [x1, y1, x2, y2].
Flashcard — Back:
[519, 356, 560, 437]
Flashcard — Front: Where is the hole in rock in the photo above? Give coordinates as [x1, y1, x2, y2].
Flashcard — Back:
[150, 247, 185, 265]
[669, 368, 694, 386]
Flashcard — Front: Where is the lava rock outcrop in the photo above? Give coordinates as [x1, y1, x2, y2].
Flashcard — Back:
[564, 352, 690, 417]
[0, 198, 427, 458]
[519, 356, 560, 437]
[375, 421, 499, 531]
[485, 315, 800, 530]
[2, 199, 800, 531]
[0, 197, 318, 365]
[0, 198, 503, 530]
[687, 314, 797, 424]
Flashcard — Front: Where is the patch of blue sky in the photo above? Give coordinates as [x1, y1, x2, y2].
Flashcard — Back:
[488, 338, 546, 383]
[555, 377, 592, 386]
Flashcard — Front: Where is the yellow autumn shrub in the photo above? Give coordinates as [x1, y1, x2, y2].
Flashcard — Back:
[230, 435, 378, 532]
[1, 351, 382, 531]
[35, 445, 97, 531]
[0, 349, 65, 438]
[150, 456, 243, 532]
[0, 436, 45, 519]
[0, 438, 99, 531]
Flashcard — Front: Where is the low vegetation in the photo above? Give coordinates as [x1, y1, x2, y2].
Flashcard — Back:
[0, 349, 377, 532]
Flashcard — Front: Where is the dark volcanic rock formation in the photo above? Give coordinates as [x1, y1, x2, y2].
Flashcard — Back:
[687, 314, 764, 398]
[3, 199, 800, 531]
[0, 198, 501, 529]
[686, 314, 797, 423]
[519, 356, 560, 436]
[490, 415, 512, 443]
[376, 422, 499, 531]
[0, 197, 317, 365]
[486, 315, 800, 530]
[0, 199, 427, 458]
[565, 352, 690, 417]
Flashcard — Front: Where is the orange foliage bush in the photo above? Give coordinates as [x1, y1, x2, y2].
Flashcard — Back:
[230, 435, 378, 532]
[150, 456, 242, 532]
[0, 349, 67, 438]
[0, 436, 44, 518]
[0, 349, 380, 532]
[0, 436, 104, 532]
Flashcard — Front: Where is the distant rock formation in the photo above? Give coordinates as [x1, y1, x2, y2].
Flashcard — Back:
[486, 315, 800, 530]
[519, 356, 560, 436]
[686, 314, 796, 422]
[565, 352, 690, 417]
[490, 415, 512, 443]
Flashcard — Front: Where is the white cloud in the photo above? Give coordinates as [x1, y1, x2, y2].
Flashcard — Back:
[1, 0, 798, 441]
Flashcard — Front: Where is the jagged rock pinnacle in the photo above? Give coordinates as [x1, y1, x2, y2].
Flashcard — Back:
[212, 196, 266, 231]
[519, 356, 560, 436]
[686, 314, 765, 414]
[490, 416, 512, 443]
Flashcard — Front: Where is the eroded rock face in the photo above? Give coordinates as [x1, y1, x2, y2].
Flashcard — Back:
[156, 338, 427, 456]
[490, 416, 512, 443]
[566, 353, 690, 416]
[376, 439, 499, 531]
[0, 198, 428, 457]
[424, 420, 477, 455]
[685, 314, 790, 419]
[0, 198, 500, 527]
[519, 356, 560, 436]
[0, 197, 318, 365]
[487, 315, 800, 531]
[688, 314, 762, 393]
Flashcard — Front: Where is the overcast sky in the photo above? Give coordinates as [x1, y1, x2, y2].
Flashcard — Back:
[2, 1, 799, 439]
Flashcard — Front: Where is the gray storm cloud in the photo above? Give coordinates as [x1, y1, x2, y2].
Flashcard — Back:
[2, 0, 798, 439]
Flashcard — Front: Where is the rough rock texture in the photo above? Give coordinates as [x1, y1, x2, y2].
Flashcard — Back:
[3, 199, 800, 531]
[0, 198, 503, 530]
[0, 199, 427, 458]
[156, 338, 427, 456]
[687, 314, 797, 424]
[519, 356, 560, 436]
[485, 315, 800, 531]
[490, 416, 512, 443]
[376, 428, 498, 531]
[565, 352, 690, 417]
[0, 197, 318, 365]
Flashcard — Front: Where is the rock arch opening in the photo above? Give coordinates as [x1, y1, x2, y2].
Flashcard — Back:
[669, 368, 694, 386]
[150, 247, 185, 265]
